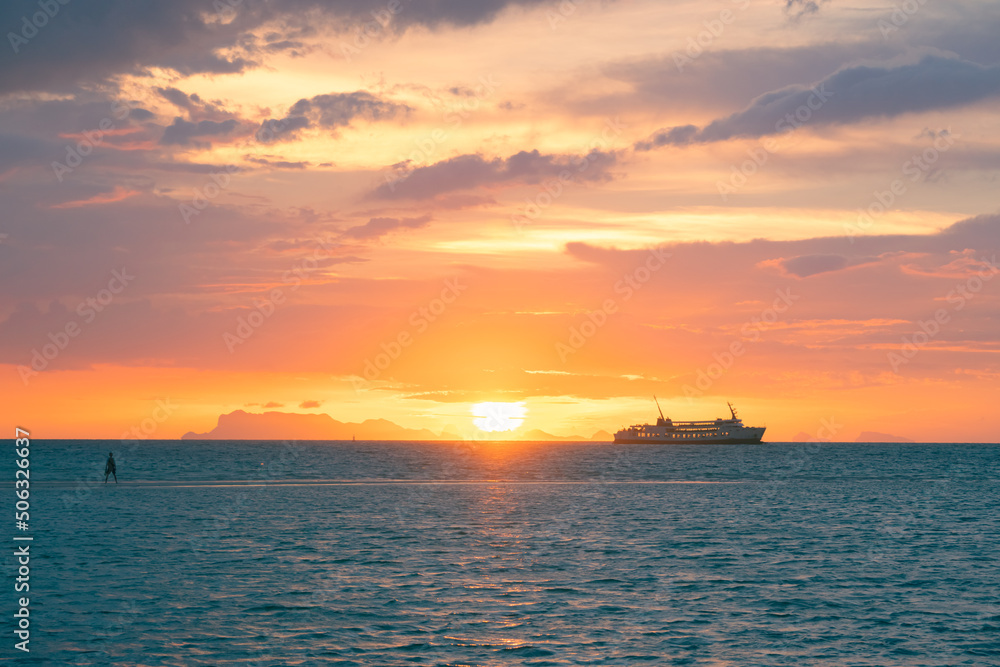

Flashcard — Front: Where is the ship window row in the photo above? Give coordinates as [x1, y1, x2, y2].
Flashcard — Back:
[630, 431, 732, 438]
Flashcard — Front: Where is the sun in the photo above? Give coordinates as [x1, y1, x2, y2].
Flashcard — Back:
[471, 402, 527, 432]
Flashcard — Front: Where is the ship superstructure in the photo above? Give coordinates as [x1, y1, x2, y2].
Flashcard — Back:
[613, 399, 765, 444]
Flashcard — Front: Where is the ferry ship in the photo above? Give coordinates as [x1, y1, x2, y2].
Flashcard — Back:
[613, 399, 765, 444]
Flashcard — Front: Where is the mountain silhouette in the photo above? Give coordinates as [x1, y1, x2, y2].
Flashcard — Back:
[182, 410, 439, 441]
[183, 410, 613, 441]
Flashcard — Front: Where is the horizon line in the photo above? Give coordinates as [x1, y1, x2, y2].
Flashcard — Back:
[28, 438, 1000, 445]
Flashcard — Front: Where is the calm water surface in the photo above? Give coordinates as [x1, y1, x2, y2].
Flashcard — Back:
[13, 440, 1000, 665]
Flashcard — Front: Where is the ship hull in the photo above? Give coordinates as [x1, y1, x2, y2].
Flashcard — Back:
[613, 434, 765, 444]
[613, 427, 766, 445]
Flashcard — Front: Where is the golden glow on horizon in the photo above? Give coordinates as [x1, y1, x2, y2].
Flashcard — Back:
[472, 402, 528, 433]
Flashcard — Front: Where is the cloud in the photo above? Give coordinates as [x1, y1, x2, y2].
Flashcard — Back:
[262, 39, 307, 55]
[635, 56, 1000, 149]
[0, 213, 996, 380]
[0, 0, 555, 94]
[635, 125, 698, 150]
[245, 156, 310, 169]
[299, 400, 323, 409]
[0, 95, 158, 162]
[775, 254, 848, 277]
[157, 87, 200, 112]
[303, 0, 560, 30]
[341, 215, 433, 240]
[784, 0, 829, 21]
[161, 117, 241, 146]
[564, 214, 1000, 291]
[0, 0, 252, 94]
[759, 253, 882, 278]
[256, 91, 410, 143]
[371, 149, 619, 200]
[155, 87, 233, 122]
[50, 186, 141, 209]
[0, 133, 49, 171]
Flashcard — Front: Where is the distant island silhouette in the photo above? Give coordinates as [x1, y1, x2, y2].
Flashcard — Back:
[854, 431, 916, 443]
[791, 430, 915, 443]
[183, 410, 612, 441]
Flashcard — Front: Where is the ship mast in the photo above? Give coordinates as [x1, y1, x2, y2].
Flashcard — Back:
[654, 395, 665, 421]
[727, 402, 738, 420]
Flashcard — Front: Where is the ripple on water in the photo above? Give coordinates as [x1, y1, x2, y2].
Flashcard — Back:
[28, 441, 1000, 665]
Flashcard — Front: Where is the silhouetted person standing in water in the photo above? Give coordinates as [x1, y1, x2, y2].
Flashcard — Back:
[105, 452, 117, 484]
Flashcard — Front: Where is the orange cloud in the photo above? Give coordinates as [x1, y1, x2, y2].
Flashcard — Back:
[51, 186, 140, 209]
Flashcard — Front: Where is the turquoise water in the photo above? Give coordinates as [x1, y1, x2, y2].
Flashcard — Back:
[14, 441, 1000, 665]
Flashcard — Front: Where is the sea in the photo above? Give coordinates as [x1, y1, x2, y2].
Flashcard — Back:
[11, 440, 1000, 666]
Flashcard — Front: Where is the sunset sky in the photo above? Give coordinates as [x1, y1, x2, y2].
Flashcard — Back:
[2, 0, 998, 442]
